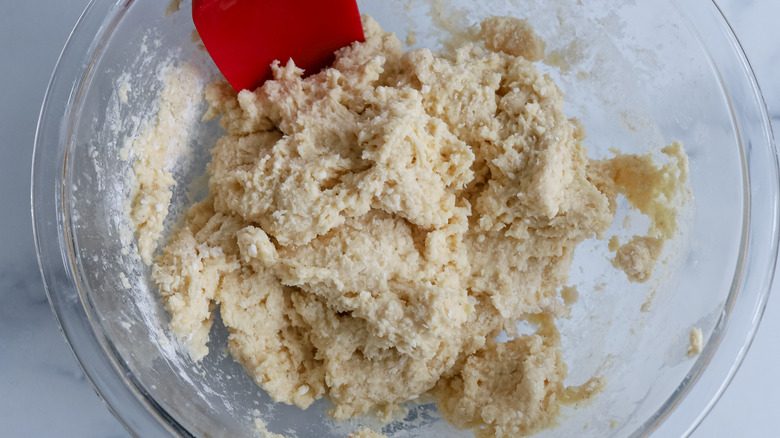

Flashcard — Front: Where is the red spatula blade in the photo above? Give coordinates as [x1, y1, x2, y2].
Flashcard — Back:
[193, 0, 365, 92]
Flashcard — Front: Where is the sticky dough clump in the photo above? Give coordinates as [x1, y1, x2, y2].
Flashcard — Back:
[146, 15, 687, 436]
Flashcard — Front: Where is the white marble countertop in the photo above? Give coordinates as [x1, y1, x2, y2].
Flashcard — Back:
[1, 0, 778, 436]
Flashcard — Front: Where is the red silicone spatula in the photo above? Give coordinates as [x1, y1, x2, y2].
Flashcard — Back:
[193, 0, 365, 92]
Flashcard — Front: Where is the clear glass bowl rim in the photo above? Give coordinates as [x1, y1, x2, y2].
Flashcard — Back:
[31, 0, 779, 437]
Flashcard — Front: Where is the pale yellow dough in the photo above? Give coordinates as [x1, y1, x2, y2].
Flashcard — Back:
[144, 15, 688, 437]
[124, 63, 202, 264]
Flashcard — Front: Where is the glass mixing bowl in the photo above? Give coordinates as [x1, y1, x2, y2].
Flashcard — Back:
[33, 0, 778, 436]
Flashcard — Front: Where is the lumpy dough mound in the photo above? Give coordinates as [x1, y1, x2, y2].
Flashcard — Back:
[149, 15, 687, 436]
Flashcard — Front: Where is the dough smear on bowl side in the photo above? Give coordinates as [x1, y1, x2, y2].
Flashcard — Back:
[132, 15, 689, 437]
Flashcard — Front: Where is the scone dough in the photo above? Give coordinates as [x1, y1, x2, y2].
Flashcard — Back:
[145, 15, 687, 436]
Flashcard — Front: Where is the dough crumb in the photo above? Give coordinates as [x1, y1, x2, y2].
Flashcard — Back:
[687, 327, 704, 358]
[165, 0, 181, 16]
[608, 235, 620, 252]
[611, 235, 663, 283]
[405, 30, 417, 46]
[543, 40, 584, 74]
[348, 428, 387, 438]
[119, 272, 131, 289]
[562, 375, 606, 403]
[480, 16, 545, 61]
[561, 285, 579, 306]
[118, 79, 131, 104]
[253, 418, 290, 438]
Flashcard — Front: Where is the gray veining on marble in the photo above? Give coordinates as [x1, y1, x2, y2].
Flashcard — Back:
[0, 1, 778, 437]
